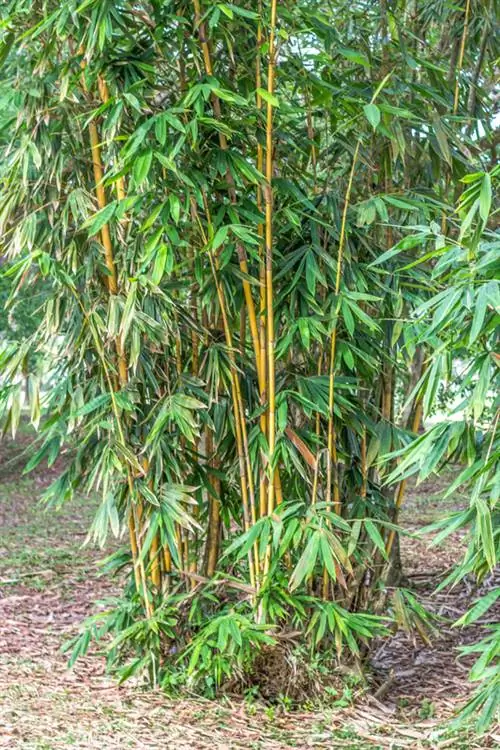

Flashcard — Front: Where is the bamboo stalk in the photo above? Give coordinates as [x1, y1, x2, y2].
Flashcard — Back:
[141, 457, 161, 590]
[193, 1, 284, 529]
[259, 0, 279, 586]
[306, 102, 318, 186]
[192, 0, 280, 540]
[439, 0, 472, 236]
[208, 251, 259, 589]
[172, 314, 191, 590]
[163, 546, 172, 593]
[192, 0, 264, 393]
[453, 0, 472, 114]
[88, 75, 128, 385]
[256, 3, 269, 520]
[78, 300, 152, 615]
[81, 61, 152, 613]
[360, 426, 367, 500]
[467, 12, 490, 116]
[191, 195, 260, 588]
[264, 0, 278, 523]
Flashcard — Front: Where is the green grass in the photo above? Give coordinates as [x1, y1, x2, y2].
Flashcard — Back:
[0, 471, 100, 594]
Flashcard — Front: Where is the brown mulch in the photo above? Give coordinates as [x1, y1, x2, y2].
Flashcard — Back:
[0, 438, 498, 749]
[371, 571, 500, 715]
[367, 473, 499, 721]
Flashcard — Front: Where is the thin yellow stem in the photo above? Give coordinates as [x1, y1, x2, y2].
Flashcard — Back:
[207, 250, 259, 590]
[453, 0, 471, 114]
[261, 0, 279, 584]
[325, 140, 361, 511]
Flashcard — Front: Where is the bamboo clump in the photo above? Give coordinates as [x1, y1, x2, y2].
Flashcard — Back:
[3, 0, 496, 705]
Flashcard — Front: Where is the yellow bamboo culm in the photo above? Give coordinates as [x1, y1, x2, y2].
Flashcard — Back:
[192, 191, 260, 588]
[453, 0, 471, 114]
[81, 59, 151, 614]
[360, 426, 367, 500]
[96, 76, 155, 596]
[192, 0, 264, 393]
[193, 0, 283, 531]
[261, 0, 279, 583]
[204, 429, 222, 577]
[191, 1, 270, 586]
[141, 457, 161, 590]
[86, 75, 129, 387]
[256, 3, 269, 521]
[439, 0, 472, 236]
[264, 0, 278, 522]
[208, 252, 259, 590]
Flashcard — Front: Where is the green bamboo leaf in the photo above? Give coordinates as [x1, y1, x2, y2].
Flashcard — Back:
[151, 244, 167, 284]
[454, 589, 500, 628]
[475, 498, 495, 571]
[71, 393, 111, 418]
[210, 87, 247, 106]
[363, 103, 380, 130]
[364, 520, 388, 560]
[211, 226, 229, 251]
[289, 532, 320, 590]
[479, 173, 492, 222]
[320, 534, 337, 581]
[82, 201, 117, 235]
[256, 88, 280, 107]
[432, 116, 452, 166]
[154, 115, 167, 146]
[369, 233, 428, 267]
[471, 356, 491, 422]
[133, 149, 153, 186]
[338, 47, 369, 67]
[169, 194, 181, 224]
[222, 3, 259, 19]
[469, 283, 490, 345]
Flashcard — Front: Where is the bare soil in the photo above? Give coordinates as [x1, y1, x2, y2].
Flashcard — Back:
[0, 433, 498, 749]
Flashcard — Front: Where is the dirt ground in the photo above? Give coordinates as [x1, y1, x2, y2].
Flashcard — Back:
[0, 433, 498, 749]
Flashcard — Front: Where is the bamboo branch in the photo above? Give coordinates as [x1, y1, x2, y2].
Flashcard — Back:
[204, 429, 222, 577]
[325, 140, 361, 513]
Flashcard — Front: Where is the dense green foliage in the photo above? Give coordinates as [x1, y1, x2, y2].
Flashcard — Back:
[0, 0, 498, 727]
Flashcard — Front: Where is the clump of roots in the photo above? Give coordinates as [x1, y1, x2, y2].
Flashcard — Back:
[227, 642, 347, 703]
